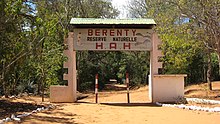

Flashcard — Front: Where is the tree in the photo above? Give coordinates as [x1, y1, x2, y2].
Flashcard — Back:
[127, 0, 147, 18]
[32, 0, 119, 100]
[165, 0, 220, 90]
[126, 0, 218, 90]
[0, 0, 119, 97]
[0, 0, 36, 96]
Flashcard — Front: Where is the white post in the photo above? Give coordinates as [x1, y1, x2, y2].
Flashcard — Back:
[126, 72, 130, 103]
[95, 74, 98, 103]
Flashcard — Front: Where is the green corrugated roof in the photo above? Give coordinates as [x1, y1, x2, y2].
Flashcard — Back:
[70, 18, 156, 25]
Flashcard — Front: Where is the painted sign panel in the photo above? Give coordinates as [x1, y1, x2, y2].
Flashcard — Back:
[73, 28, 153, 51]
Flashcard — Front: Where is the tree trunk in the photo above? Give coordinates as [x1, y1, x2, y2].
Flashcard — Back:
[37, 81, 41, 95]
[203, 64, 207, 82]
[2, 63, 9, 98]
[77, 51, 81, 90]
[217, 53, 220, 78]
[41, 75, 45, 102]
[42, 81, 44, 102]
[207, 52, 212, 90]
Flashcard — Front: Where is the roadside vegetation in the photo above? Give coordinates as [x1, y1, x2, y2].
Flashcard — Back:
[0, 0, 219, 97]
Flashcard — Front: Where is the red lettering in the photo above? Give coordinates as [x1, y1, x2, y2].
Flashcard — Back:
[124, 43, 131, 49]
[110, 43, 117, 49]
[95, 29, 100, 36]
[124, 29, 129, 36]
[117, 29, 122, 36]
[110, 29, 114, 36]
[96, 42, 103, 49]
[88, 29, 93, 36]
[132, 29, 136, 36]
[102, 29, 107, 36]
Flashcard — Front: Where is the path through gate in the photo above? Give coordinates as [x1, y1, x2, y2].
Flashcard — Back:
[94, 72, 130, 103]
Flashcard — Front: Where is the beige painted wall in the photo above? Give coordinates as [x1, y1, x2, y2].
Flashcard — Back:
[152, 75, 186, 102]
[50, 86, 72, 103]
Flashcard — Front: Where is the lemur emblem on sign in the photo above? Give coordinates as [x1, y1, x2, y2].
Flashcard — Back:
[135, 32, 152, 46]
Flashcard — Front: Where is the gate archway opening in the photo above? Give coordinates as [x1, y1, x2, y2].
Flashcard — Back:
[83, 50, 151, 104]
[50, 18, 186, 103]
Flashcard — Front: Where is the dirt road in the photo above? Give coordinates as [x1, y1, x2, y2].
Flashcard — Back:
[20, 86, 220, 124]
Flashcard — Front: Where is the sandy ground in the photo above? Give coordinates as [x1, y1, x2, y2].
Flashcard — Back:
[16, 85, 220, 124]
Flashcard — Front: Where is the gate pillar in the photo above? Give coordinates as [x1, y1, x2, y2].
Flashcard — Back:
[149, 32, 163, 102]
[50, 32, 77, 102]
[149, 33, 186, 103]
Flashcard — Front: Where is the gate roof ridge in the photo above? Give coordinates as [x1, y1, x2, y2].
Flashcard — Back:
[70, 18, 156, 25]
[70, 18, 156, 29]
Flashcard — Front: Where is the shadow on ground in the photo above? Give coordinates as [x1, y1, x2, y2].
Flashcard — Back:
[185, 89, 205, 95]
[76, 100, 159, 107]
[101, 102, 160, 107]
[24, 114, 78, 124]
[0, 99, 45, 119]
[22, 108, 80, 124]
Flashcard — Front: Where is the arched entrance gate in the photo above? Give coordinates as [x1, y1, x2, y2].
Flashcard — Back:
[50, 18, 186, 103]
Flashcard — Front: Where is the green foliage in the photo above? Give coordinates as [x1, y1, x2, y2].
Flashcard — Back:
[77, 51, 150, 91]
[0, 0, 33, 96]
[0, 0, 119, 95]
[118, 52, 150, 86]
[2, 0, 218, 95]
[127, 0, 220, 86]
[144, 0, 205, 83]
[211, 53, 220, 81]
[187, 51, 205, 84]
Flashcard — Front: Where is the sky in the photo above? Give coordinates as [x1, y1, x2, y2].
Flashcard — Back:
[111, 0, 129, 18]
